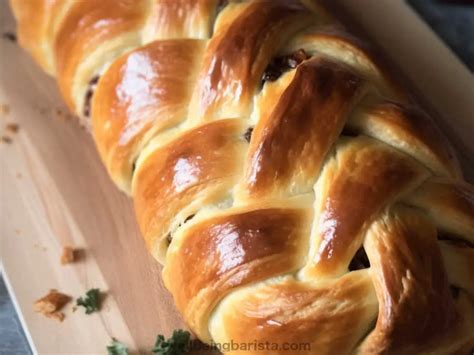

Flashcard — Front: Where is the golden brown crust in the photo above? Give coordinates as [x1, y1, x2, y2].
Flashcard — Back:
[241, 57, 366, 199]
[54, 0, 147, 112]
[348, 99, 462, 178]
[188, 1, 315, 122]
[92, 39, 206, 192]
[360, 206, 460, 354]
[406, 179, 474, 241]
[9, 0, 68, 74]
[301, 137, 427, 279]
[285, 25, 406, 100]
[10, 0, 474, 353]
[164, 199, 313, 340]
[132, 119, 247, 262]
[210, 272, 378, 354]
[143, 0, 218, 42]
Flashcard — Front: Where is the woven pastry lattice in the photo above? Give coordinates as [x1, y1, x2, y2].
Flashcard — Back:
[11, 0, 474, 353]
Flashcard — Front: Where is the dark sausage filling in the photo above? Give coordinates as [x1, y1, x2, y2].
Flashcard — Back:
[243, 127, 254, 143]
[341, 126, 360, 137]
[348, 247, 370, 271]
[2, 32, 17, 42]
[438, 232, 473, 248]
[450, 285, 461, 299]
[166, 214, 196, 245]
[216, 0, 229, 15]
[83, 75, 100, 118]
[262, 48, 311, 84]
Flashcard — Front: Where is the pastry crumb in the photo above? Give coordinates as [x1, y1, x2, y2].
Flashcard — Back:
[2, 32, 17, 42]
[54, 108, 64, 118]
[1, 135, 12, 144]
[53, 108, 73, 121]
[33, 289, 71, 322]
[60, 246, 75, 264]
[6, 123, 19, 133]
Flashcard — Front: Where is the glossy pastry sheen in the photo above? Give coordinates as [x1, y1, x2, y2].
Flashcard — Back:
[10, 1, 474, 354]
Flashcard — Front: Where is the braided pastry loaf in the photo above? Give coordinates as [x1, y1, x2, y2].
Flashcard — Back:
[10, 0, 474, 353]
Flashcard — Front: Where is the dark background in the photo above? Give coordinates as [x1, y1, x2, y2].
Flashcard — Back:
[409, 0, 474, 70]
[1, 1, 473, 354]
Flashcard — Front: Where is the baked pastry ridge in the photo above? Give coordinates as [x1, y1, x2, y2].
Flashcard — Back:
[10, 0, 474, 353]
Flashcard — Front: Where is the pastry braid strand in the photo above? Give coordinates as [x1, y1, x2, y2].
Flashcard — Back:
[10, 0, 474, 353]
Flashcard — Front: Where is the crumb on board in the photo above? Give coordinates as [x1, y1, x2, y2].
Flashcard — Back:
[2, 32, 17, 42]
[60, 246, 75, 264]
[37, 106, 75, 121]
[5, 123, 19, 133]
[54, 108, 73, 120]
[0, 104, 10, 116]
[54, 108, 65, 118]
[1, 135, 12, 144]
[33, 289, 71, 322]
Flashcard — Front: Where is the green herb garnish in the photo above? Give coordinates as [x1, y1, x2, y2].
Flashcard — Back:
[76, 288, 101, 314]
[152, 329, 191, 354]
[107, 338, 128, 355]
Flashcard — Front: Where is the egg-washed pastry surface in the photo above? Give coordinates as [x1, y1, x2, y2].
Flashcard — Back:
[10, 1, 474, 353]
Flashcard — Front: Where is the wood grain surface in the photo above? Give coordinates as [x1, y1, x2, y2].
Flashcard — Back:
[1, 1, 473, 354]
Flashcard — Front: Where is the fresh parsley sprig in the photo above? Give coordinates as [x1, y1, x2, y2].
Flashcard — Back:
[76, 288, 101, 314]
[152, 329, 191, 355]
[107, 338, 128, 355]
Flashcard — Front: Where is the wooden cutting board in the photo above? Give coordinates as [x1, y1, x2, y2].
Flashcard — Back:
[1, 1, 473, 354]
